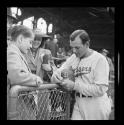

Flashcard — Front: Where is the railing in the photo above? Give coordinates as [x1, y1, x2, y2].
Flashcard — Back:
[7, 83, 71, 120]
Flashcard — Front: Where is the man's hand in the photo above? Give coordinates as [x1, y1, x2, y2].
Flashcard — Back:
[61, 79, 75, 91]
[61, 67, 75, 81]
[51, 70, 63, 83]
[36, 76, 43, 87]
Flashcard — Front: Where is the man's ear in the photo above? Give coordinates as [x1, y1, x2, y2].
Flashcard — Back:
[17, 34, 23, 44]
[86, 40, 90, 47]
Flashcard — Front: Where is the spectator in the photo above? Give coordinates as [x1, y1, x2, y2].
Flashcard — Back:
[100, 49, 114, 81]
[57, 48, 65, 58]
[7, 25, 43, 87]
[45, 37, 59, 66]
[45, 37, 59, 58]
[24, 30, 53, 81]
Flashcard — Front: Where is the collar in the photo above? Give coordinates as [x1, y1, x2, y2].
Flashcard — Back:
[80, 49, 94, 60]
[8, 44, 31, 72]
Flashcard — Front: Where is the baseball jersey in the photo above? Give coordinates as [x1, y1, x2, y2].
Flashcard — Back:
[73, 50, 109, 97]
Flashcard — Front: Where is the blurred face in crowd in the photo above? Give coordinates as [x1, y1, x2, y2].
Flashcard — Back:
[53, 38, 58, 44]
[17, 35, 34, 54]
[58, 48, 62, 53]
[70, 35, 89, 58]
[7, 17, 12, 30]
[7, 16, 13, 45]
[32, 39, 42, 49]
[7, 16, 14, 31]
[101, 51, 107, 57]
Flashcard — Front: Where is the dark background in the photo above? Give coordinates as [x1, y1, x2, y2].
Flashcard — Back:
[17, 7, 114, 56]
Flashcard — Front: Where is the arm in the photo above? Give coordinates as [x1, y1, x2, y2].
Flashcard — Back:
[73, 57, 109, 97]
[7, 51, 39, 86]
[41, 49, 53, 71]
[51, 54, 77, 83]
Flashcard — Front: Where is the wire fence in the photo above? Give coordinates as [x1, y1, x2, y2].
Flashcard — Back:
[7, 84, 71, 120]
[7, 80, 115, 120]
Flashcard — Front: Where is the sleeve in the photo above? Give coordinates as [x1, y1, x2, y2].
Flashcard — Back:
[51, 55, 75, 83]
[7, 51, 38, 87]
[93, 57, 109, 85]
[109, 58, 114, 72]
[59, 54, 77, 71]
[73, 57, 109, 97]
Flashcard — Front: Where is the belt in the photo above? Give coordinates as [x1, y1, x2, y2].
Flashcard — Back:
[75, 92, 92, 98]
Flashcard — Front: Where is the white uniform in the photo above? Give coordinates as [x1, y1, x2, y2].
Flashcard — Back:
[53, 51, 112, 120]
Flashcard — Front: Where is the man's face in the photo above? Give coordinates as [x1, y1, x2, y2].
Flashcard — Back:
[19, 35, 34, 54]
[53, 38, 58, 44]
[101, 52, 107, 57]
[70, 36, 88, 58]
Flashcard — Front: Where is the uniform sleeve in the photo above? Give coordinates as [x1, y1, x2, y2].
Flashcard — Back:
[51, 55, 75, 83]
[7, 51, 38, 86]
[73, 57, 109, 97]
[59, 54, 77, 71]
[93, 57, 109, 85]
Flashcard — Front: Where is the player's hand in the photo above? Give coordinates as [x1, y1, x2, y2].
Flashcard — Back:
[51, 70, 63, 83]
[36, 76, 43, 87]
[61, 79, 75, 91]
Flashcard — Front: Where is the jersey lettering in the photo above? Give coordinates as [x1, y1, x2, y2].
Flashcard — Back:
[74, 66, 91, 77]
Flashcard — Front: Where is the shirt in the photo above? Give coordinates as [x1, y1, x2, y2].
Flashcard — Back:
[73, 51, 109, 97]
[56, 51, 109, 97]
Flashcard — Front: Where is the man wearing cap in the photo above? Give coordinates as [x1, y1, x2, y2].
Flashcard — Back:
[51, 29, 112, 120]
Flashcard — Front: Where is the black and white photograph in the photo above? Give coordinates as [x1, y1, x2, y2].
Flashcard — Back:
[7, 7, 116, 120]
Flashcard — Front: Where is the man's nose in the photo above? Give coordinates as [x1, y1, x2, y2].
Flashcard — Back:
[72, 48, 76, 53]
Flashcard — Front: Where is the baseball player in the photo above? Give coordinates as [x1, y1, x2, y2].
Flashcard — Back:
[51, 29, 112, 120]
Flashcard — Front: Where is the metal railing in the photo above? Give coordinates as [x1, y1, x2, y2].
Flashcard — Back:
[7, 83, 71, 120]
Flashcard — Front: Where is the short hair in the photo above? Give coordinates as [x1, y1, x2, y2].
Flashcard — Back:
[70, 29, 90, 44]
[11, 25, 34, 41]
